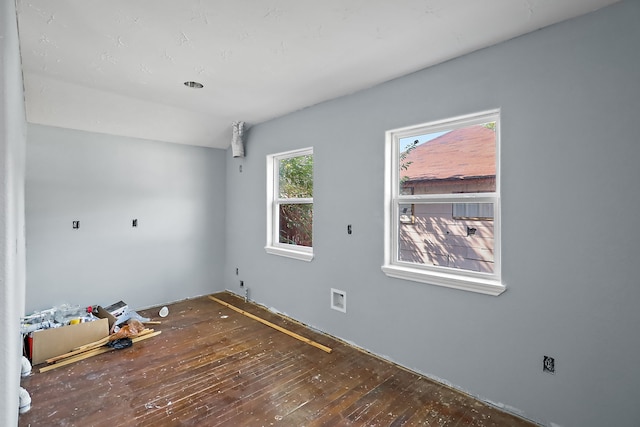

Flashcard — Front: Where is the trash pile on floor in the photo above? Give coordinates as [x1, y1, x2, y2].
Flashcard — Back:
[20, 300, 163, 368]
[18, 300, 166, 416]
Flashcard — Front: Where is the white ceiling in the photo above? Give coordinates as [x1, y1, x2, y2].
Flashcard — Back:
[16, 0, 618, 149]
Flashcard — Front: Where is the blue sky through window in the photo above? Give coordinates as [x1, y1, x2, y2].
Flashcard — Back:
[400, 130, 449, 152]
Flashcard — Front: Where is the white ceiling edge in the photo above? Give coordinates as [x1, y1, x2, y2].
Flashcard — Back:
[23, 72, 231, 147]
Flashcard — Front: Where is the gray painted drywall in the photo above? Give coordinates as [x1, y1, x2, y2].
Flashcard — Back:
[1, 0, 27, 424]
[225, 2, 640, 426]
[25, 125, 226, 313]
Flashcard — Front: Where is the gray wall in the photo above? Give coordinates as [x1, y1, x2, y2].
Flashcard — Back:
[224, 2, 640, 426]
[1, 0, 27, 424]
[26, 125, 227, 313]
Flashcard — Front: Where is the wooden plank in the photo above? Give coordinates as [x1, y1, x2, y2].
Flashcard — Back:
[71, 336, 110, 352]
[46, 338, 108, 364]
[39, 331, 162, 373]
[46, 329, 156, 364]
[208, 295, 332, 354]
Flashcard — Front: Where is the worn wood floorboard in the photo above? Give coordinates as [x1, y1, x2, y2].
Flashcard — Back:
[18, 292, 536, 427]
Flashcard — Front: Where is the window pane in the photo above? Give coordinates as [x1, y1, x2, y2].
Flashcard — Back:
[399, 203, 414, 224]
[398, 202, 494, 273]
[399, 122, 496, 195]
[279, 155, 313, 198]
[279, 203, 313, 247]
[452, 203, 494, 220]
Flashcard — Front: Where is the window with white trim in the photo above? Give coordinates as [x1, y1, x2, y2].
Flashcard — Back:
[265, 147, 314, 261]
[382, 110, 504, 295]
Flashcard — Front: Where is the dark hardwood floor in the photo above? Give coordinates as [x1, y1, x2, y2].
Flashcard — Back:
[19, 292, 536, 426]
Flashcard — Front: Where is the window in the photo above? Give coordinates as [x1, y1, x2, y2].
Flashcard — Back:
[382, 110, 504, 295]
[452, 203, 494, 220]
[265, 147, 314, 261]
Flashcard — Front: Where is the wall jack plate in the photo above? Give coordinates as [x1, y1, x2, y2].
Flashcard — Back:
[543, 356, 555, 374]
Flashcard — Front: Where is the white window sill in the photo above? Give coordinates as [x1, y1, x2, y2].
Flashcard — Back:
[265, 245, 314, 262]
[381, 264, 505, 296]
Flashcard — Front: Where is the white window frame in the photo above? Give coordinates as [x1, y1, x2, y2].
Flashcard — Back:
[382, 109, 505, 296]
[265, 147, 314, 262]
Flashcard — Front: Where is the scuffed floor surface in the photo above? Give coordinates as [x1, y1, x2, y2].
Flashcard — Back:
[19, 293, 537, 426]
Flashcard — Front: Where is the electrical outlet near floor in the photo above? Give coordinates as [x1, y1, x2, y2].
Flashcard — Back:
[543, 355, 555, 374]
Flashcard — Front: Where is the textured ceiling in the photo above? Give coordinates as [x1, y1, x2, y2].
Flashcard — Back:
[16, 0, 618, 149]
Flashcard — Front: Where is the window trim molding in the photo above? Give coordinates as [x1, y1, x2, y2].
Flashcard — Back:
[382, 109, 505, 296]
[381, 264, 505, 296]
[265, 147, 314, 262]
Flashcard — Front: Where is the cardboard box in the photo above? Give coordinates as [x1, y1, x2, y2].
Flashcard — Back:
[96, 306, 118, 329]
[30, 318, 109, 365]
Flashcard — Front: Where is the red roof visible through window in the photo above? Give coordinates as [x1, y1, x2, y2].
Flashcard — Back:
[402, 125, 496, 181]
